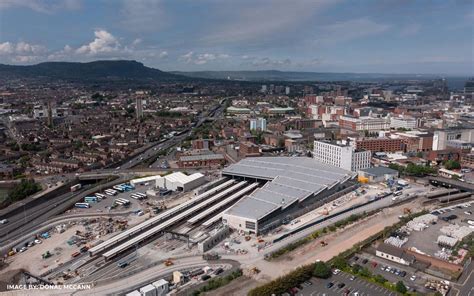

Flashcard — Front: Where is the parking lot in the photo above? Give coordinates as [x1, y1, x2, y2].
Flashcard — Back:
[349, 253, 427, 293]
[299, 272, 396, 296]
[68, 182, 173, 215]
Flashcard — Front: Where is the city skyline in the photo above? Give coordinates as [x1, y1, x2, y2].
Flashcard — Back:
[0, 0, 473, 75]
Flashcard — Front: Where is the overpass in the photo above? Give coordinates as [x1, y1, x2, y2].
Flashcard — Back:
[428, 176, 474, 192]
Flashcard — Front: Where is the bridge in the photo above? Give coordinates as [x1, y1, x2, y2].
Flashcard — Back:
[428, 176, 474, 192]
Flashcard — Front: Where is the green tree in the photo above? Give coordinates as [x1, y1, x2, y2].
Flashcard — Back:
[313, 261, 331, 279]
[444, 160, 461, 170]
[374, 274, 387, 283]
[358, 267, 372, 277]
[395, 281, 407, 294]
[352, 264, 361, 274]
[331, 256, 348, 270]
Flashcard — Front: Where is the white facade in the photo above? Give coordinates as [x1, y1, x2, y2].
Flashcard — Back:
[152, 279, 169, 296]
[432, 129, 474, 150]
[222, 212, 258, 234]
[130, 175, 162, 186]
[376, 249, 411, 266]
[313, 140, 371, 171]
[249, 117, 267, 131]
[390, 116, 417, 129]
[156, 172, 206, 192]
[340, 115, 390, 131]
[140, 284, 157, 296]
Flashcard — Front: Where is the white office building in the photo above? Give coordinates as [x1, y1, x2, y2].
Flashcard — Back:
[313, 140, 371, 171]
[249, 117, 267, 131]
[432, 129, 474, 150]
[390, 116, 418, 129]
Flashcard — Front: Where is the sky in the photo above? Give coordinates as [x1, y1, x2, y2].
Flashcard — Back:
[0, 0, 473, 74]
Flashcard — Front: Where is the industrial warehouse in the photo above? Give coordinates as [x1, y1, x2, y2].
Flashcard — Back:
[221, 157, 357, 234]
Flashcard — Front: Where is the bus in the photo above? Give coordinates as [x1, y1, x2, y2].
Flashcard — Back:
[130, 193, 143, 200]
[121, 184, 134, 191]
[135, 192, 147, 198]
[116, 198, 130, 206]
[75, 202, 90, 208]
[95, 193, 106, 199]
[114, 199, 125, 205]
[105, 189, 118, 196]
[70, 184, 82, 192]
[84, 196, 99, 203]
[113, 185, 125, 192]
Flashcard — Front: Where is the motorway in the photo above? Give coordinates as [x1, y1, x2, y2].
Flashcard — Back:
[0, 175, 126, 250]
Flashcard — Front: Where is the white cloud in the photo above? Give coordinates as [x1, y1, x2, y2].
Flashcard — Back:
[0, 0, 81, 13]
[0, 42, 14, 55]
[179, 51, 230, 65]
[242, 57, 292, 68]
[0, 41, 46, 63]
[159, 51, 168, 58]
[76, 30, 120, 55]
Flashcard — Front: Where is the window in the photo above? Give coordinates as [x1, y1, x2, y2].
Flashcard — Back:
[245, 221, 256, 230]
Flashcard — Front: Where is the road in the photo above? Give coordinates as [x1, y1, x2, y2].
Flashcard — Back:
[119, 98, 228, 170]
[0, 174, 129, 251]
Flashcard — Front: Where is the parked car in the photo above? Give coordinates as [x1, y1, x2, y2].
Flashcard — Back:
[362, 259, 368, 264]
[326, 282, 334, 288]
[337, 283, 346, 288]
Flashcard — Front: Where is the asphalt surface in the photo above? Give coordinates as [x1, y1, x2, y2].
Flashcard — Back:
[299, 272, 396, 296]
[350, 253, 428, 294]
[0, 175, 128, 250]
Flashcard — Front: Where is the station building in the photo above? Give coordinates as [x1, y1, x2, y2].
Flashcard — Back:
[221, 157, 356, 234]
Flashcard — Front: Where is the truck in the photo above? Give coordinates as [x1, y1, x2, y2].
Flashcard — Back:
[70, 184, 82, 192]
[42, 251, 52, 259]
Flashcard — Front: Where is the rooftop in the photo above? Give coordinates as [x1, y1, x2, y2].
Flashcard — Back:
[223, 157, 355, 221]
[360, 166, 398, 177]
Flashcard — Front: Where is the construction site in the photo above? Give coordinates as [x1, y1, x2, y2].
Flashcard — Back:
[1, 158, 473, 295]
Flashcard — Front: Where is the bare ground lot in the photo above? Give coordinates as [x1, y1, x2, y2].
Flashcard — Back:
[252, 200, 428, 280]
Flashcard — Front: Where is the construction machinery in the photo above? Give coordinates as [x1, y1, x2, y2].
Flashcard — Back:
[164, 259, 174, 266]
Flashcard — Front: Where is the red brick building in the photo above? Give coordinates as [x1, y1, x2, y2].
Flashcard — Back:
[239, 142, 261, 157]
[355, 138, 403, 152]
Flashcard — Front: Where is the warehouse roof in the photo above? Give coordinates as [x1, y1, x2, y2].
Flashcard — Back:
[223, 157, 355, 221]
[165, 172, 204, 184]
[360, 166, 398, 177]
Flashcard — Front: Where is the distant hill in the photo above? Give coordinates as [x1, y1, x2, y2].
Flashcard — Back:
[0, 60, 188, 82]
[171, 69, 446, 82]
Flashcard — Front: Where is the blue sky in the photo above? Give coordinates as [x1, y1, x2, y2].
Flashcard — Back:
[0, 0, 472, 74]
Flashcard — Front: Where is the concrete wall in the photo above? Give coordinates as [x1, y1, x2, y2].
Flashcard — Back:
[198, 226, 231, 252]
